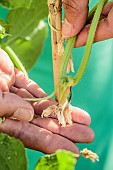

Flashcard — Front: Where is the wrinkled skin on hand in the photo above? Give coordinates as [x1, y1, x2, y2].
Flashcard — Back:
[0, 49, 34, 121]
[2, 0, 113, 154]
[0, 48, 94, 154]
[63, 0, 89, 37]
[62, 1, 113, 47]
[0, 48, 15, 91]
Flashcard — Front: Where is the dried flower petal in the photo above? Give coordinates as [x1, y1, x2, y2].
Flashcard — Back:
[41, 105, 57, 118]
[57, 110, 66, 127]
[67, 56, 75, 74]
[41, 101, 72, 127]
[63, 103, 72, 125]
[80, 148, 99, 162]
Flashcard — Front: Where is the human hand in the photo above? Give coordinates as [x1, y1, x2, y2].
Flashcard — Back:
[0, 50, 94, 153]
[0, 48, 34, 121]
[62, 1, 113, 47]
[62, 0, 89, 37]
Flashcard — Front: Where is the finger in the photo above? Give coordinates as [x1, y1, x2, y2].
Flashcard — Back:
[75, 3, 113, 47]
[14, 68, 47, 98]
[10, 86, 91, 126]
[0, 119, 80, 154]
[62, 0, 89, 37]
[10, 86, 34, 105]
[0, 77, 9, 92]
[0, 89, 34, 121]
[10, 86, 56, 115]
[33, 102, 91, 126]
[34, 102, 91, 126]
[13, 68, 56, 113]
[88, 2, 113, 23]
[71, 106, 91, 126]
[101, 2, 113, 16]
[0, 49, 15, 91]
[32, 115, 94, 143]
[12, 69, 91, 126]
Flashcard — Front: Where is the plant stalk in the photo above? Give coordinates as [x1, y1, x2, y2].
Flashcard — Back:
[86, 0, 108, 24]
[48, 0, 62, 102]
[24, 0, 108, 104]
[73, 0, 108, 85]
[2, 45, 27, 76]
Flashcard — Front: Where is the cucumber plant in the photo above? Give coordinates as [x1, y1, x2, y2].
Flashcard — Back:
[0, 0, 109, 169]
[24, 0, 108, 127]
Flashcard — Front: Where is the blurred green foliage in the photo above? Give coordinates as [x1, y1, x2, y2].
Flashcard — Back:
[0, 133, 27, 170]
[0, 0, 48, 70]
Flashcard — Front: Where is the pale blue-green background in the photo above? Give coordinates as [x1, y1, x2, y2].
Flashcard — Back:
[0, 0, 113, 169]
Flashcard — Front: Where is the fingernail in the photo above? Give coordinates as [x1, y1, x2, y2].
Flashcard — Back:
[13, 108, 34, 121]
[62, 19, 73, 37]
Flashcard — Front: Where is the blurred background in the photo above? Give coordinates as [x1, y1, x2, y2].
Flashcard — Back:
[0, 0, 113, 169]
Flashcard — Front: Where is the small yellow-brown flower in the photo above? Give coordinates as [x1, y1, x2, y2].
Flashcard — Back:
[80, 148, 99, 162]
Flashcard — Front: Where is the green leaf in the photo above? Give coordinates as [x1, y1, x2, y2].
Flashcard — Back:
[3, 0, 48, 70]
[8, 21, 47, 70]
[35, 150, 78, 170]
[0, 133, 27, 170]
[6, 0, 48, 43]
[0, 0, 32, 9]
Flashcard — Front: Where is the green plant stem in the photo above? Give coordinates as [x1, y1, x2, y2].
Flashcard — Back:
[59, 0, 108, 86]
[86, 0, 108, 24]
[73, 0, 107, 85]
[24, 0, 108, 102]
[2, 45, 27, 76]
[59, 37, 77, 80]
[48, 0, 62, 101]
[24, 78, 62, 101]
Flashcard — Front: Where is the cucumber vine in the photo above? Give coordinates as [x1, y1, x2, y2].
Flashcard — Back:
[25, 0, 108, 103]
[0, 0, 108, 125]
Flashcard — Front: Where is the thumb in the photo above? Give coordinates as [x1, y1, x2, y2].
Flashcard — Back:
[62, 0, 89, 37]
[0, 90, 34, 121]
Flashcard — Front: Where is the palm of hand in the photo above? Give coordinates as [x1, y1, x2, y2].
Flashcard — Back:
[0, 49, 94, 154]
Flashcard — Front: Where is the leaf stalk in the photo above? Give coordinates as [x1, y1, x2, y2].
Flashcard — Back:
[2, 45, 27, 76]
